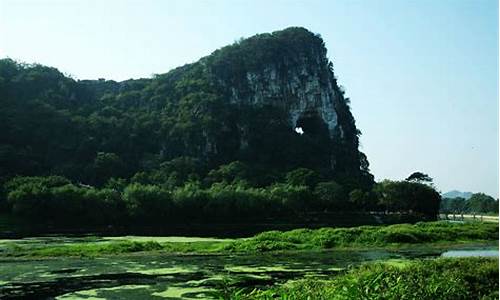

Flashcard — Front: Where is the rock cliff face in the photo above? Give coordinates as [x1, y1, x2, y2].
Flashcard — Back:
[229, 61, 340, 138]
[207, 28, 344, 138]
[199, 27, 367, 181]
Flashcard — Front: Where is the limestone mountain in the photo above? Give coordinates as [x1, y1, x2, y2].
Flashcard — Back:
[0, 27, 372, 189]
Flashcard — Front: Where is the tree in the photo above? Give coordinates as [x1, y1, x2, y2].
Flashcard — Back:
[349, 189, 377, 211]
[171, 182, 209, 219]
[206, 161, 249, 185]
[440, 197, 467, 218]
[91, 152, 126, 186]
[374, 180, 441, 219]
[467, 193, 498, 214]
[405, 172, 433, 184]
[285, 168, 320, 189]
[268, 183, 312, 214]
[123, 183, 171, 221]
[449, 197, 466, 214]
[157, 157, 203, 187]
[104, 177, 128, 192]
[313, 181, 347, 210]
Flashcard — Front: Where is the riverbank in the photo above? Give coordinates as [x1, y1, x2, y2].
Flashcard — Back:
[0, 212, 432, 239]
[1, 221, 497, 258]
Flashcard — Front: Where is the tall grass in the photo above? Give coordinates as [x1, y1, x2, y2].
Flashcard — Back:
[4, 240, 229, 257]
[224, 221, 499, 252]
[223, 257, 499, 300]
[3, 221, 497, 257]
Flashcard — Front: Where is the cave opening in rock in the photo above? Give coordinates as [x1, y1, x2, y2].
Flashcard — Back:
[292, 111, 332, 172]
[295, 112, 329, 136]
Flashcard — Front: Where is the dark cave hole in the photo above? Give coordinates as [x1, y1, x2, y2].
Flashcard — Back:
[295, 112, 329, 137]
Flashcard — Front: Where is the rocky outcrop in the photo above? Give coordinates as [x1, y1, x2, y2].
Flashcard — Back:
[238, 64, 339, 138]
[189, 27, 370, 180]
[207, 27, 346, 139]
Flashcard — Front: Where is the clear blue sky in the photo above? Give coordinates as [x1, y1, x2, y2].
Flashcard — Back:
[1, 0, 498, 197]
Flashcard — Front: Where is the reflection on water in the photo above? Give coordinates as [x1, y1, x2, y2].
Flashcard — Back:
[441, 250, 498, 257]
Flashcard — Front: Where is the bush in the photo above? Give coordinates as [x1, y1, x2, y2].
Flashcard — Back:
[4, 176, 70, 192]
[205, 161, 250, 185]
[7, 181, 52, 218]
[314, 181, 347, 210]
[375, 180, 441, 218]
[123, 183, 171, 221]
[50, 184, 87, 218]
[267, 183, 312, 214]
[172, 182, 209, 219]
[6, 176, 129, 225]
[285, 168, 320, 188]
[205, 182, 270, 221]
[225, 221, 499, 252]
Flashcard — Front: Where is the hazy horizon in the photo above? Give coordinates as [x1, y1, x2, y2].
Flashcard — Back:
[1, 0, 498, 197]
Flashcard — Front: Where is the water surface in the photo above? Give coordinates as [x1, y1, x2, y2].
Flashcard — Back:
[441, 249, 498, 257]
[0, 239, 497, 299]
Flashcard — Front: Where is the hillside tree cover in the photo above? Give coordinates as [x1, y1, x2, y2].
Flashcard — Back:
[0, 28, 443, 226]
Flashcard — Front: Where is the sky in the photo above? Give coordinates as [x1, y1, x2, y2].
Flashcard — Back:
[1, 0, 498, 197]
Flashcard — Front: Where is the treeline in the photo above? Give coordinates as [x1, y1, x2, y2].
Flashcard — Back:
[1, 163, 441, 226]
[441, 193, 498, 215]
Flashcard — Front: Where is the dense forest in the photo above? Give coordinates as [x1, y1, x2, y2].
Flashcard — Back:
[0, 27, 443, 228]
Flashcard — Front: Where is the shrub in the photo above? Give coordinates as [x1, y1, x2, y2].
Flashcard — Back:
[226, 258, 499, 299]
[225, 221, 499, 252]
[267, 183, 312, 214]
[123, 183, 171, 220]
[314, 181, 347, 210]
[172, 182, 209, 219]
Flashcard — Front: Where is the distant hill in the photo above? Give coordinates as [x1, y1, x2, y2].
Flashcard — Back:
[442, 190, 473, 199]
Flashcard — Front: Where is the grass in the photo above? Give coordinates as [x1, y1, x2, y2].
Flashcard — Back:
[1, 221, 497, 257]
[223, 221, 499, 252]
[221, 257, 499, 300]
[2, 240, 230, 257]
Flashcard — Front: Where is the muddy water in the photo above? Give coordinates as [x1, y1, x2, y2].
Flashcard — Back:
[0, 246, 497, 299]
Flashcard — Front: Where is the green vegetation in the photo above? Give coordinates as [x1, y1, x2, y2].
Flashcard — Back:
[0, 28, 451, 229]
[0, 27, 383, 227]
[0, 245, 422, 299]
[1, 173, 442, 228]
[441, 193, 499, 215]
[2, 222, 497, 258]
[405, 171, 433, 183]
[224, 258, 498, 300]
[0, 222, 497, 299]
[3, 240, 230, 258]
[8, 240, 163, 257]
[223, 221, 498, 252]
[0, 27, 370, 191]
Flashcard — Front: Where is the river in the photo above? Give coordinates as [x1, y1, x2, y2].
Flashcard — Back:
[0, 241, 497, 299]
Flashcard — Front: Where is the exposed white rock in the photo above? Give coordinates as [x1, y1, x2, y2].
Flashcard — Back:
[224, 53, 341, 138]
